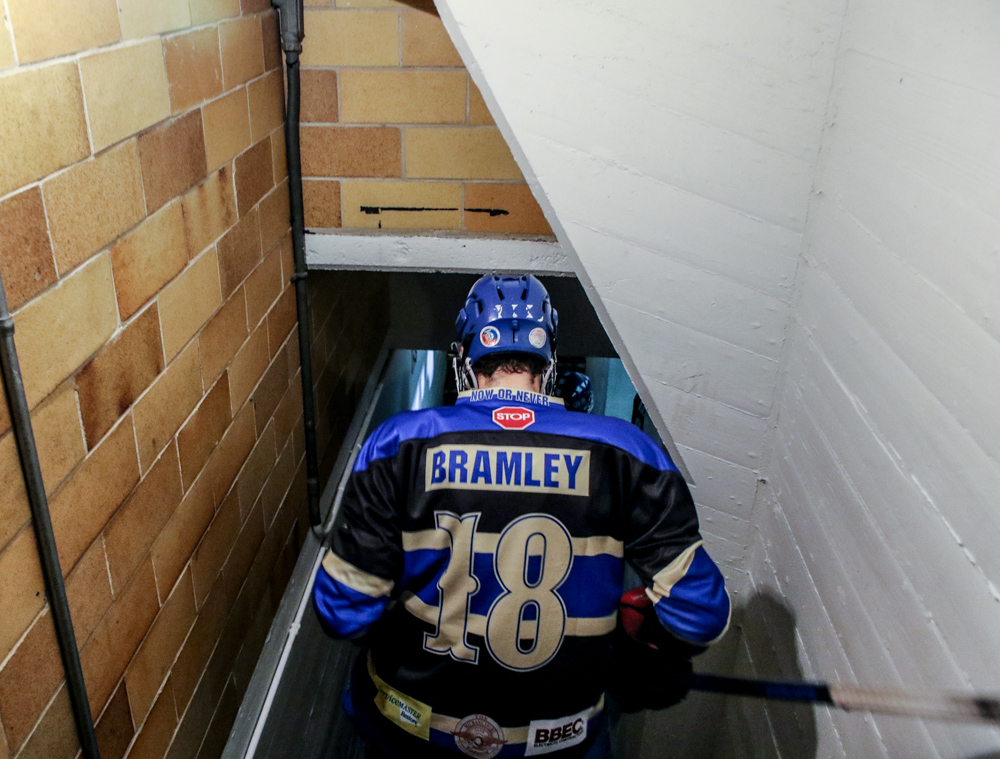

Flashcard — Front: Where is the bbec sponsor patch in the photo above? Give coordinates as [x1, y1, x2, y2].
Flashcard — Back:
[492, 406, 534, 430]
[525, 707, 590, 755]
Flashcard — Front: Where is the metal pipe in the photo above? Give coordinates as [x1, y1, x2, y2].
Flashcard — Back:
[272, 0, 322, 527]
[0, 272, 101, 759]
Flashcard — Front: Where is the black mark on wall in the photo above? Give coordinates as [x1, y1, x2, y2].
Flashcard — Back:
[361, 205, 458, 214]
[465, 207, 510, 217]
[359, 206, 510, 216]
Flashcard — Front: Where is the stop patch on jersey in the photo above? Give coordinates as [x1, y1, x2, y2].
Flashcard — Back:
[425, 444, 590, 496]
[492, 406, 535, 430]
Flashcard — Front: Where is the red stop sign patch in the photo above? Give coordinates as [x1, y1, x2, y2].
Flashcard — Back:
[492, 406, 535, 430]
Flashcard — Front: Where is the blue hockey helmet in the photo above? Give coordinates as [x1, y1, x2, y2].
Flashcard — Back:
[456, 274, 558, 365]
[454, 274, 558, 390]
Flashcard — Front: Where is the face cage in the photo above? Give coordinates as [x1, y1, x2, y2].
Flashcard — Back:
[450, 343, 557, 396]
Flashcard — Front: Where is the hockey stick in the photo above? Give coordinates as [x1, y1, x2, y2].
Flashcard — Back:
[690, 673, 1000, 724]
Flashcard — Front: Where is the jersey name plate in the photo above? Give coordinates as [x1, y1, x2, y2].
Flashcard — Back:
[426, 444, 590, 496]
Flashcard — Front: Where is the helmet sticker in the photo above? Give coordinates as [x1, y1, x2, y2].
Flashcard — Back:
[529, 328, 547, 349]
[480, 326, 501, 348]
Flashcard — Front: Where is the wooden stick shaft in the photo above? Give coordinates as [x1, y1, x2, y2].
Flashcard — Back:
[830, 684, 1000, 724]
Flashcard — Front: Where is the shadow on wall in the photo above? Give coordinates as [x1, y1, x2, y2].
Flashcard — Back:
[614, 590, 818, 759]
[714, 591, 818, 759]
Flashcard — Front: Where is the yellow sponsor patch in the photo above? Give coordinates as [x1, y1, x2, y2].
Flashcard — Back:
[368, 653, 432, 740]
[425, 444, 590, 497]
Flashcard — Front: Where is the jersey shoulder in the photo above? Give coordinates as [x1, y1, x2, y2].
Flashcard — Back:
[545, 410, 677, 473]
[354, 403, 678, 474]
[353, 405, 478, 471]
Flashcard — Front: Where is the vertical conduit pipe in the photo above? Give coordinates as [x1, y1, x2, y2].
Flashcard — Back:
[272, 0, 322, 527]
[0, 271, 101, 759]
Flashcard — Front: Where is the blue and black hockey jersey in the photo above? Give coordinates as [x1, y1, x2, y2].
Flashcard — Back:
[314, 388, 730, 758]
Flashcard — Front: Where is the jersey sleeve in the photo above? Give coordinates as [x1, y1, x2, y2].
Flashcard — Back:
[623, 456, 731, 647]
[313, 423, 405, 639]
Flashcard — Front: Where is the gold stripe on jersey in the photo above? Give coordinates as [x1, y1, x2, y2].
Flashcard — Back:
[430, 714, 530, 745]
[401, 592, 616, 638]
[367, 652, 432, 739]
[645, 540, 733, 645]
[367, 651, 607, 744]
[322, 550, 394, 598]
[425, 444, 590, 497]
[402, 530, 623, 558]
[646, 540, 701, 602]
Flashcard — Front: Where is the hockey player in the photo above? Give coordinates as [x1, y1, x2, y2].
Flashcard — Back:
[313, 274, 730, 758]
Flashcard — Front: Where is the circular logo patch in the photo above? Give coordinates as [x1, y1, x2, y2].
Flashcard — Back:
[453, 714, 505, 759]
[479, 326, 501, 348]
[528, 327, 547, 349]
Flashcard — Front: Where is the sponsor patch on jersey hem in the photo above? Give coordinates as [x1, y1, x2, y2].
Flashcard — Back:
[368, 653, 432, 740]
[525, 706, 591, 755]
[453, 713, 506, 758]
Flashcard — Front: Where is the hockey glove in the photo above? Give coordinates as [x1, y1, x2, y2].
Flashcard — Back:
[608, 587, 701, 712]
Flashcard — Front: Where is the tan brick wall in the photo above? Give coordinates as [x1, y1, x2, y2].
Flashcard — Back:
[299, 2, 554, 237]
[306, 271, 390, 482]
[0, 3, 357, 759]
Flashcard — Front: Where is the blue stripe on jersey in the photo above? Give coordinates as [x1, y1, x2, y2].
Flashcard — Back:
[557, 555, 624, 617]
[652, 546, 730, 644]
[313, 567, 389, 638]
[402, 548, 449, 605]
[353, 399, 674, 473]
[469, 552, 500, 615]
[464, 553, 622, 619]
[428, 727, 526, 756]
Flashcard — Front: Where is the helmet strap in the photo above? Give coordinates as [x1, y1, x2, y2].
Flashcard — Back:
[541, 357, 557, 396]
[452, 349, 555, 395]
[451, 354, 464, 392]
[451, 353, 479, 392]
[463, 357, 478, 390]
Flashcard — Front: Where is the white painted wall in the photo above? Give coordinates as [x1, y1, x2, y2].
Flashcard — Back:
[746, 2, 1000, 756]
[435, 0, 846, 584]
[437, 0, 1000, 756]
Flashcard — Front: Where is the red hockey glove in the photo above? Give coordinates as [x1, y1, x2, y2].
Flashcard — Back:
[608, 588, 699, 713]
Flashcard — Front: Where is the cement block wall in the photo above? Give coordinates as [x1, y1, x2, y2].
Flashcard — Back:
[0, 3, 385, 758]
[296, 1, 553, 237]
[0, 3, 299, 756]
[436, 0, 1000, 756]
